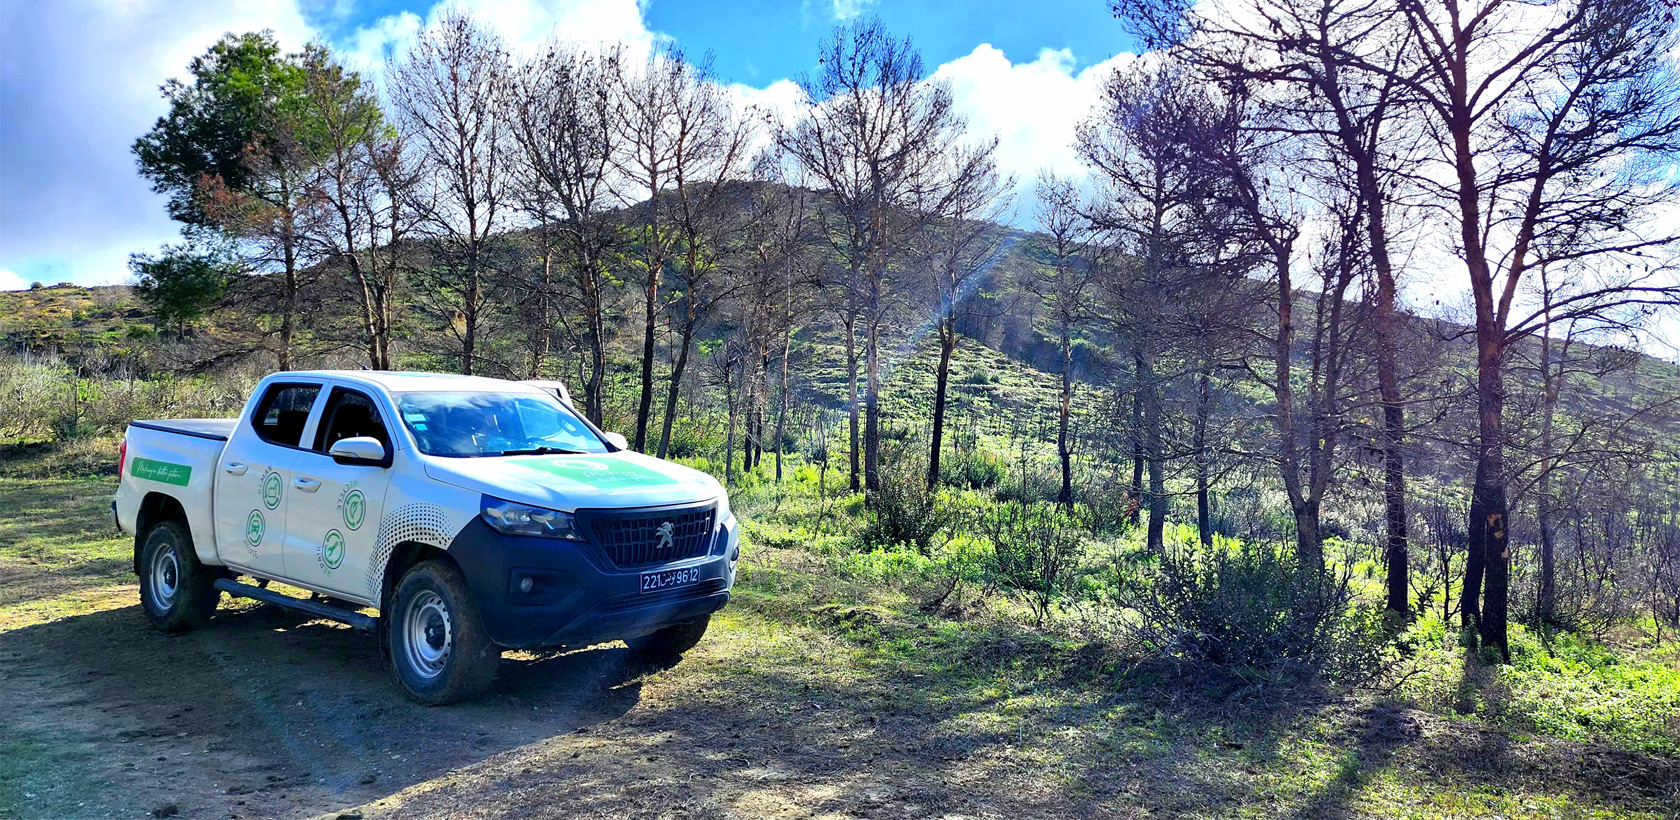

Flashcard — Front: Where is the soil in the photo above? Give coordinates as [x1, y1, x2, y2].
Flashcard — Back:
[0, 589, 1111, 820]
[4, 582, 1676, 819]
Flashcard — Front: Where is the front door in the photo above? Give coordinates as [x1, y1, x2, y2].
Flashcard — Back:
[284, 385, 395, 603]
[213, 381, 323, 579]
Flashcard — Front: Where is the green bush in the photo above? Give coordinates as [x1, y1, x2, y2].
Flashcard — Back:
[940, 446, 1006, 490]
[663, 422, 706, 458]
[1115, 538, 1389, 681]
[979, 500, 1085, 626]
[859, 458, 955, 554]
[0, 359, 63, 442]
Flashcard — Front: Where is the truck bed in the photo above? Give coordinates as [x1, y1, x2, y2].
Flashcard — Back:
[129, 419, 238, 441]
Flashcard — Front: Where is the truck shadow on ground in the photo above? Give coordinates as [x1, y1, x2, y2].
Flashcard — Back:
[0, 601, 651, 820]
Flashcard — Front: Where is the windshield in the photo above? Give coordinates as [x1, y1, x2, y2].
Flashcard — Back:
[395, 391, 608, 457]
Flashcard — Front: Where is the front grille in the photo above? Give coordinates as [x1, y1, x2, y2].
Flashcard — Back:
[579, 503, 716, 568]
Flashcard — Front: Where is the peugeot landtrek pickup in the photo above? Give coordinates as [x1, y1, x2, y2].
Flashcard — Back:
[113, 371, 739, 704]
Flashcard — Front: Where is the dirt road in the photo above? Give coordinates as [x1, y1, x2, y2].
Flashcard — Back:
[3, 584, 1130, 820]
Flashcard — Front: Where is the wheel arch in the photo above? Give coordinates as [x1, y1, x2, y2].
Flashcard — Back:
[378, 542, 461, 612]
[133, 492, 188, 576]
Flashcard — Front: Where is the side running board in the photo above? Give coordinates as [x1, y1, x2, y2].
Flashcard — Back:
[214, 578, 378, 632]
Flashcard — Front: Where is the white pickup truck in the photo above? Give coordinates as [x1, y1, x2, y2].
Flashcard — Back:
[114, 371, 738, 704]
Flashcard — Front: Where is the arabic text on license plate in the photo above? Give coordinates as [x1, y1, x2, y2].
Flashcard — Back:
[640, 566, 700, 593]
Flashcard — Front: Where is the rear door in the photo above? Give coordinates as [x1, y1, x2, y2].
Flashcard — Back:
[213, 381, 324, 579]
[283, 384, 397, 602]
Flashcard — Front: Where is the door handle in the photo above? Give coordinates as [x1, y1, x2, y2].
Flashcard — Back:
[293, 477, 322, 493]
[224, 462, 248, 476]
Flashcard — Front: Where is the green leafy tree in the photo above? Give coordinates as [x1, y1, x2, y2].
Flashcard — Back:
[133, 31, 307, 227]
[129, 235, 235, 338]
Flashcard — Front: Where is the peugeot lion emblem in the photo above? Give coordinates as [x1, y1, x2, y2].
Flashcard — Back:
[655, 521, 675, 551]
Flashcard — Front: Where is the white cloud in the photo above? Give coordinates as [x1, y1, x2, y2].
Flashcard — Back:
[338, 10, 423, 71]
[930, 45, 1135, 220]
[345, 0, 667, 71]
[2, 0, 1131, 284]
[0, 269, 29, 291]
[830, 0, 878, 22]
[1, 0, 316, 287]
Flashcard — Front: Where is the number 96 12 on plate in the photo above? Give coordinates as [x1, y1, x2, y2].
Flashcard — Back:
[640, 566, 700, 593]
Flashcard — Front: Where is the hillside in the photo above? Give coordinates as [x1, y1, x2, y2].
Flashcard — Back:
[0, 284, 147, 355]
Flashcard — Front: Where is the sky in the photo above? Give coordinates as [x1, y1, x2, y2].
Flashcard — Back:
[0, 0, 1674, 358]
[0, 0, 1136, 290]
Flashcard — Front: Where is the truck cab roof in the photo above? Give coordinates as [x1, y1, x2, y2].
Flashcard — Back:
[267, 371, 549, 395]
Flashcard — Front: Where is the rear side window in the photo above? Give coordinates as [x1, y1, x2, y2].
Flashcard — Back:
[251, 383, 321, 448]
[313, 388, 391, 454]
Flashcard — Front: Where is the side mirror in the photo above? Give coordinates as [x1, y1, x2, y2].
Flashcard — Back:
[602, 431, 628, 451]
[329, 436, 388, 466]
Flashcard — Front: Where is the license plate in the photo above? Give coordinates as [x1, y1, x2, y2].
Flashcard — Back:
[640, 566, 701, 593]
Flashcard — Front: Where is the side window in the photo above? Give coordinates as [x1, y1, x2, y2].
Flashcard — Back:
[313, 388, 391, 454]
[251, 383, 321, 448]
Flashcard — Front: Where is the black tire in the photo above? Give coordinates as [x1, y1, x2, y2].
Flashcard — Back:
[389, 560, 499, 705]
[626, 613, 711, 661]
[138, 520, 220, 632]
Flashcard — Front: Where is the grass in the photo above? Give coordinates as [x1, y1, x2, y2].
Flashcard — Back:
[1, 454, 1677, 818]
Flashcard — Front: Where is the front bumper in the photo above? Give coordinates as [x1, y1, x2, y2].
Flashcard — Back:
[445, 512, 739, 649]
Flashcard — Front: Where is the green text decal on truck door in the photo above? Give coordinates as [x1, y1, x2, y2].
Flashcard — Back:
[131, 457, 192, 487]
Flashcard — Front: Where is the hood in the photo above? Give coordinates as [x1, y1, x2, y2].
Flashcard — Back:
[422, 450, 722, 512]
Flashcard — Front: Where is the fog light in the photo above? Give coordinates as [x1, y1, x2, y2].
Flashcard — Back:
[509, 569, 571, 605]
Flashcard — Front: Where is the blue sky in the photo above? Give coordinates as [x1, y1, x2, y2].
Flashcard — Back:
[0, 0, 1137, 290]
[11, 0, 1668, 360]
[303, 0, 1137, 84]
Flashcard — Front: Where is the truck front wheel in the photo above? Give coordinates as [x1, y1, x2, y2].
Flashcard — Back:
[139, 520, 220, 632]
[626, 613, 712, 662]
[389, 560, 499, 705]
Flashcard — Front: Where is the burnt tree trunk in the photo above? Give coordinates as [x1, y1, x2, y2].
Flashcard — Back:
[656, 313, 694, 460]
[1194, 367, 1212, 547]
[845, 313, 861, 493]
[1056, 325, 1074, 510]
[1467, 325, 1511, 659]
[927, 317, 956, 489]
[1130, 348, 1145, 525]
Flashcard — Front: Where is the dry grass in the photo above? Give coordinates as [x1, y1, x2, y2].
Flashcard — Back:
[0, 474, 1675, 819]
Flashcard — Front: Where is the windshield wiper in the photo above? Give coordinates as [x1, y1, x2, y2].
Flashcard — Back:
[498, 446, 587, 456]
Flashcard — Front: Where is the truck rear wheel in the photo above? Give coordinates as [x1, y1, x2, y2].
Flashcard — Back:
[389, 560, 499, 705]
[139, 520, 220, 632]
[626, 613, 712, 661]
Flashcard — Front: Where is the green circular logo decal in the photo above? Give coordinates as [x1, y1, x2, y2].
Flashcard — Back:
[262, 473, 283, 510]
[245, 510, 265, 547]
[321, 529, 345, 570]
[342, 489, 366, 531]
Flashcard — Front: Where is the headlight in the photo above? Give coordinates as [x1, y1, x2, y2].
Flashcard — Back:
[715, 487, 732, 525]
[480, 496, 585, 540]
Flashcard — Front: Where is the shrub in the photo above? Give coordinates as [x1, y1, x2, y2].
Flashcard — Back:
[980, 500, 1085, 626]
[0, 358, 64, 441]
[1115, 539, 1388, 681]
[663, 422, 705, 459]
[995, 460, 1060, 504]
[1076, 469, 1140, 536]
[940, 446, 1006, 490]
[859, 458, 955, 554]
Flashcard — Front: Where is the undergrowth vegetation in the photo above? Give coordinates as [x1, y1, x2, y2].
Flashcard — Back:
[4, 347, 1677, 782]
[709, 449, 1680, 767]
